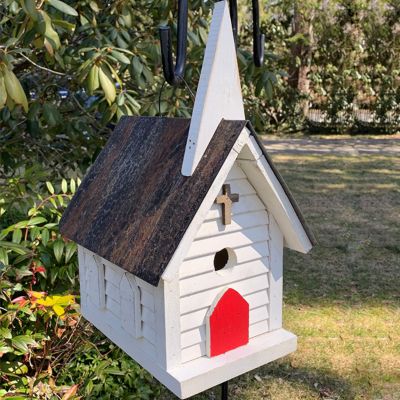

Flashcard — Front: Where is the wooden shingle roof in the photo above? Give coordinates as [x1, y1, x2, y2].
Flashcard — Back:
[60, 116, 315, 286]
[60, 117, 247, 285]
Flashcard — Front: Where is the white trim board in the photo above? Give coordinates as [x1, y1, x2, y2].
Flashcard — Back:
[162, 127, 250, 282]
[237, 140, 312, 253]
[85, 300, 295, 399]
[170, 328, 296, 398]
[163, 129, 311, 282]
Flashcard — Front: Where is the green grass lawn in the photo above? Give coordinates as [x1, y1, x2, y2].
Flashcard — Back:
[162, 154, 400, 399]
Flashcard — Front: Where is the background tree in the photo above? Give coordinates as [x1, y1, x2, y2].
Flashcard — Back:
[0, 0, 399, 182]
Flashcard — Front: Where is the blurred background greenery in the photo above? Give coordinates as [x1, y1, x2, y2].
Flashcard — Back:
[0, 0, 399, 398]
[0, 0, 399, 177]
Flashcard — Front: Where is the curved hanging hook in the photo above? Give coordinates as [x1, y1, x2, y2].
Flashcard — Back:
[159, 0, 188, 86]
[252, 0, 265, 67]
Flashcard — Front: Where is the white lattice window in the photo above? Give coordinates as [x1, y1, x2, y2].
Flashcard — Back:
[120, 274, 142, 339]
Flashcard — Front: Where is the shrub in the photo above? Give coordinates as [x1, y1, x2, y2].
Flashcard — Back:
[0, 177, 161, 398]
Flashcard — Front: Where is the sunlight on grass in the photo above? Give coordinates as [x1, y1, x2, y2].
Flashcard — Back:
[162, 154, 399, 399]
[285, 305, 400, 389]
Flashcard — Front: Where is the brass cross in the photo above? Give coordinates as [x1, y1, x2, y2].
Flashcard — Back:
[215, 184, 239, 225]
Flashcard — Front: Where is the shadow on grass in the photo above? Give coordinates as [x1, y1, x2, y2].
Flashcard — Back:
[161, 360, 356, 399]
[271, 154, 400, 306]
[257, 361, 355, 399]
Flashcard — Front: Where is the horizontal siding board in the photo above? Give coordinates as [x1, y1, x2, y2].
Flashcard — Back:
[235, 242, 270, 262]
[106, 295, 120, 317]
[249, 319, 269, 338]
[181, 302, 269, 334]
[181, 342, 206, 364]
[196, 210, 268, 239]
[245, 289, 269, 309]
[181, 326, 206, 349]
[180, 258, 270, 297]
[206, 194, 265, 220]
[179, 255, 215, 279]
[142, 322, 156, 345]
[226, 164, 246, 181]
[141, 305, 156, 326]
[181, 308, 208, 332]
[87, 297, 120, 327]
[180, 243, 270, 279]
[105, 280, 119, 301]
[250, 305, 269, 324]
[104, 265, 123, 286]
[187, 226, 268, 259]
[140, 289, 155, 311]
[180, 273, 268, 315]
[225, 179, 256, 197]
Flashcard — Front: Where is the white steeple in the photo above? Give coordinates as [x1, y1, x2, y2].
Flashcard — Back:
[181, 0, 245, 176]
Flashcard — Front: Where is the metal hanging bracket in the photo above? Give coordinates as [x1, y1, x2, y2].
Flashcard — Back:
[159, 0, 265, 86]
[252, 0, 265, 67]
[159, 0, 188, 85]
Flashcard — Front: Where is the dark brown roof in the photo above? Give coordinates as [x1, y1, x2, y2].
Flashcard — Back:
[60, 116, 315, 286]
[60, 117, 247, 285]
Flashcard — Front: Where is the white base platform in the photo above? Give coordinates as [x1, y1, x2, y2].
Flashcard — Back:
[84, 305, 296, 399]
[168, 329, 297, 398]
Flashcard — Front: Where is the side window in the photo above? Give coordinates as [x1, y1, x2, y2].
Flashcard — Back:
[120, 274, 142, 339]
[92, 255, 106, 308]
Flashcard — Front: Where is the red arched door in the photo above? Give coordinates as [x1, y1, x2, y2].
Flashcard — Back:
[207, 288, 249, 357]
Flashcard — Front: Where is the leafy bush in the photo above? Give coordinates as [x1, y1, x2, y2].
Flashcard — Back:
[1, 0, 399, 397]
[1, 1, 399, 188]
[0, 178, 161, 398]
[57, 336, 161, 399]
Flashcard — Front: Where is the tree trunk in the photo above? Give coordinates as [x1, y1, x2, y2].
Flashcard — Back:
[288, 1, 314, 116]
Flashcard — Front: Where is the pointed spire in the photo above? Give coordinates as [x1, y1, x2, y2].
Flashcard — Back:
[181, 0, 245, 176]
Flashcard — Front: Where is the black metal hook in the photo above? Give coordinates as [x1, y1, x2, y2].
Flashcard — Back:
[228, 0, 264, 67]
[228, 0, 238, 47]
[252, 0, 265, 67]
[159, 0, 188, 86]
[159, 0, 264, 85]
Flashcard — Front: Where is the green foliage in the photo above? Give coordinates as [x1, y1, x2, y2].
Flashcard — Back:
[0, 176, 79, 397]
[0, 175, 160, 398]
[0, 176, 79, 291]
[0, 2, 399, 396]
[307, 0, 400, 132]
[1, 1, 399, 181]
[58, 337, 161, 399]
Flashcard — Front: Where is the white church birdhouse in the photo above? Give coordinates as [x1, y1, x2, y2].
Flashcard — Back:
[60, 1, 315, 398]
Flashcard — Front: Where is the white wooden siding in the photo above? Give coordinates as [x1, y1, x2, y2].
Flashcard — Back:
[186, 226, 268, 259]
[180, 258, 269, 297]
[79, 246, 157, 358]
[180, 242, 269, 279]
[206, 194, 265, 220]
[181, 317, 270, 363]
[178, 163, 271, 364]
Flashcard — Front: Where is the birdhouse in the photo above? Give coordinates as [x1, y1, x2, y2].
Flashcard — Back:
[60, 2, 314, 398]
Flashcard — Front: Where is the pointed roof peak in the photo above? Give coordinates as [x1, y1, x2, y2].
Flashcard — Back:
[181, 0, 245, 176]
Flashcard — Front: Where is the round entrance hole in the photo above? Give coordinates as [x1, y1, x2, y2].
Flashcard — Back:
[214, 248, 236, 271]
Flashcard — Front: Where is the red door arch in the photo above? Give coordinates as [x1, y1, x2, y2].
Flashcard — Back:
[206, 288, 249, 357]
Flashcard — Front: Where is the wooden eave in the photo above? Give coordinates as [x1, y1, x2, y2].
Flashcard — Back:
[60, 116, 314, 286]
[60, 117, 246, 286]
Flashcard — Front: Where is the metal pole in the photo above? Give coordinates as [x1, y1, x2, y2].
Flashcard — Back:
[221, 381, 228, 400]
